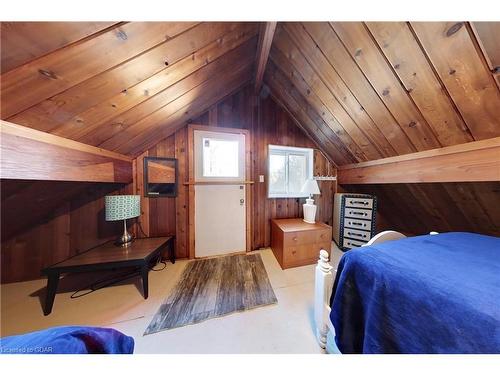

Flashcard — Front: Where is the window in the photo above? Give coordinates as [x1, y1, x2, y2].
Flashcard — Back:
[194, 130, 245, 182]
[202, 138, 239, 178]
[268, 145, 313, 198]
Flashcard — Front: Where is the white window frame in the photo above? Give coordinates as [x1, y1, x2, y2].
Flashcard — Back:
[194, 130, 245, 182]
[268, 145, 314, 198]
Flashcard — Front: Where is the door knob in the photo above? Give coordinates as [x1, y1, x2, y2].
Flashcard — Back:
[240, 199, 244, 205]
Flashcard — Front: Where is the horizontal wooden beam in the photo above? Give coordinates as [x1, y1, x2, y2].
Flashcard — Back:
[338, 137, 500, 184]
[254, 22, 277, 93]
[0, 121, 133, 183]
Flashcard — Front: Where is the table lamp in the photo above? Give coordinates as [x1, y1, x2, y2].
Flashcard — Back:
[105, 195, 140, 247]
[301, 179, 321, 224]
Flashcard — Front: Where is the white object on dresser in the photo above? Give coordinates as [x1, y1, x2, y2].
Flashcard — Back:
[301, 178, 321, 224]
[333, 193, 377, 251]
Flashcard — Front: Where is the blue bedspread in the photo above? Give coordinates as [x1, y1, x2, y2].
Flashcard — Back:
[330, 232, 500, 354]
[0, 326, 134, 354]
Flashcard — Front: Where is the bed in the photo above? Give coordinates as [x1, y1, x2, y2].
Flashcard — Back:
[314, 231, 500, 354]
[0, 326, 134, 354]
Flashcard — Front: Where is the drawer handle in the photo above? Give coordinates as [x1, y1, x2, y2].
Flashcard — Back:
[347, 232, 367, 238]
[293, 237, 298, 241]
[352, 200, 369, 205]
[350, 211, 368, 217]
[292, 250, 297, 255]
[350, 221, 365, 227]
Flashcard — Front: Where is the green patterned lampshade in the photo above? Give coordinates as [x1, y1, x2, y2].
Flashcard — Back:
[105, 195, 140, 221]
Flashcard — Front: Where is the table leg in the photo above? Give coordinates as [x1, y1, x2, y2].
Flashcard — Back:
[169, 239, 176, 264]
[141, 265, 149, 299]
[44, 273, 60, 315]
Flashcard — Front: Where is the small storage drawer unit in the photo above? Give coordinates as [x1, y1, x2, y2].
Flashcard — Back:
[271, 218, 332, 269]
[333, 193, 377, 251]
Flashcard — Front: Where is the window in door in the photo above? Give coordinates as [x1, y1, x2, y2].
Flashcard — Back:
[268, 145, 313, 198]
[202, 138, 239, 178]
[194, 130, 245, 182]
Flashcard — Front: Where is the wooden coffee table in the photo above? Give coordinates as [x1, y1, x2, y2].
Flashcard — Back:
[41, 236, 174, 315]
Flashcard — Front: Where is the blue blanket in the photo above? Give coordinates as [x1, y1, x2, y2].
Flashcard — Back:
[0, 326, 134, 354]
[330, 232, 500, 354]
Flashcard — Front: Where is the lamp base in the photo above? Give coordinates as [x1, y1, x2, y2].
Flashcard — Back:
[115, 219, 134, 247]
[115, 232, 133, 247]
[303, 198, 317, 224]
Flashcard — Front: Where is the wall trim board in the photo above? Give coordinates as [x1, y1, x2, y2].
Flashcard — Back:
[338, 137, 500, 184]
[0, 120, 133, 183]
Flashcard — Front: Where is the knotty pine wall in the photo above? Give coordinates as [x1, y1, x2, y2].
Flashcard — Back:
[340, 182, 500, 237]
[1, 181, 131, 283]
[1, 85, 336, 283]
[135, 84, 337, 256]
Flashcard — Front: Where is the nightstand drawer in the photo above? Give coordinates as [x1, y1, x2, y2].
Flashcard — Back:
[344, 207, 373, 220]
[344, 217, 371, 230]
[283, 244, 314, 264]
[342, 238, 366, 249]
[343, 227, 371, 241]
[284, 231, 316, 246]
[316, 228, 331, 243]
[345, 196, 373, 209]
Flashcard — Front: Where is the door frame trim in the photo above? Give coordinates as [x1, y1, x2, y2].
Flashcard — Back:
[187, 124, 252, 259]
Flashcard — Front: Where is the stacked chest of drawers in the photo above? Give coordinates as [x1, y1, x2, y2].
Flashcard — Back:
[333, 193, 377, 251]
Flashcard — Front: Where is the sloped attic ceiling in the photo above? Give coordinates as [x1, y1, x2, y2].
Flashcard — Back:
[1, 22, 259, 156]
[264, 22, 500, 166]
[1, 22, 499, 164]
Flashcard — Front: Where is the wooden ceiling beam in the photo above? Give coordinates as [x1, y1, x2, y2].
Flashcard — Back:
[254, 22, 277, 93]
[337, 137, 500, 184]
[0, 120, 133, 183]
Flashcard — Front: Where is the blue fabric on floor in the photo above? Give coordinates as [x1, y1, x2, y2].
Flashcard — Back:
[0, 326, 134, 354]
[330, 232, 500, 354]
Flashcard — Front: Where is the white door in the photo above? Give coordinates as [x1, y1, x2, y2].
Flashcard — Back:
[193, 129, 246, 257]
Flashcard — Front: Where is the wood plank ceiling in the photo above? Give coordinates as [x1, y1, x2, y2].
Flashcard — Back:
[265, 22, 500, 166]
[2, 21, 499, 163]
[1, 22, 260, 156]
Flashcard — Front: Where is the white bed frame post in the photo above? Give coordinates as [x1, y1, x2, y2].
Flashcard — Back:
[314, 249, 334, 349]
[313, 231, 415, 351]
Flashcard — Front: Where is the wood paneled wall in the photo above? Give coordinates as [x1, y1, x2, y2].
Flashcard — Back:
[135, 84, 336, 255]
[341, 182, 500, 237]
[1, 84, 335, 283]
[1, 181, 130, 283]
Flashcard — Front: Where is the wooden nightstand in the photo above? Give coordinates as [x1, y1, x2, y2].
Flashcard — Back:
[271, 218, 332, 269]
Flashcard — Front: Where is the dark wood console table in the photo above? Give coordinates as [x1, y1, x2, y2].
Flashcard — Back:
[41, 236, 174, 315]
